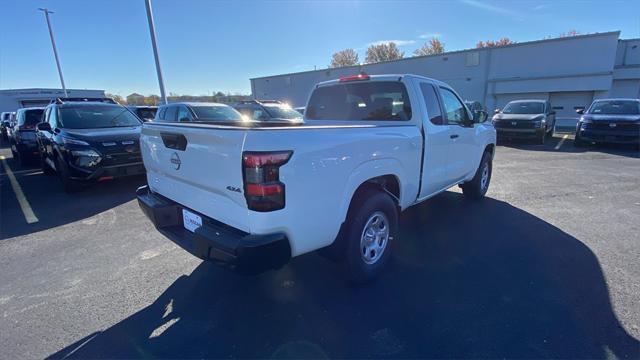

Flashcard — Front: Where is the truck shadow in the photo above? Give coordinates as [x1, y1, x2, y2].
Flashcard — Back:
[48, 192, 639, 359]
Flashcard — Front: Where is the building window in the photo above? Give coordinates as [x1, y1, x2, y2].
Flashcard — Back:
[466, 52, 480, 66]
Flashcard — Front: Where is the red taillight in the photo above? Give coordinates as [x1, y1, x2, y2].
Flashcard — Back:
[242, 151, 292, 212]
[339, 73, 370, 82]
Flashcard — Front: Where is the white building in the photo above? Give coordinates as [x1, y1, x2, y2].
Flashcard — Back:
[0, 88, 106, 112]
[250, 31, 640, 127]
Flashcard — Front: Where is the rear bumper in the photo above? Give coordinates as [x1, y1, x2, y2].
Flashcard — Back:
[15, 141, 39, 156]
[136, 185, 290, 274]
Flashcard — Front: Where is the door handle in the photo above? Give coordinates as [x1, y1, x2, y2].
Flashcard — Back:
[450, 134, 459, 139]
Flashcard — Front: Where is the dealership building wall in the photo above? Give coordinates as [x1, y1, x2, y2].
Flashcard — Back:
[251, 31, 640, 127]
[0, 88, 106, 113]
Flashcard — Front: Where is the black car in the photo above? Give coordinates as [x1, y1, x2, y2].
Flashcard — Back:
[492, 100, 556, 144]
[10, 107, 45, 165]
[36, 99, 144, 192]
[575, 98, 640, 147]
[128, 106, 157, 122]
[1, 112, 13, 141]
[232, 100, 303, 124]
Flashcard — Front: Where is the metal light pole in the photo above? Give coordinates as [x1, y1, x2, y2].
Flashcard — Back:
[38, 8, 68, 97]
[144, 0, 167, 104]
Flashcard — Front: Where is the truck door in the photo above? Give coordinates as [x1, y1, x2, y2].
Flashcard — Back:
[438, 86, 478, 182]
[417, 82, 453, 198]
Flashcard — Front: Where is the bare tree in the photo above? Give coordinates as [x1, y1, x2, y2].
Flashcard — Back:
[365, 42, 404, 64]
[105, 93, 126, 105]
[559, 29, 580, 37]
[476, 38, 516, 48]
[330, 48, 359, 68]
[414, 37, 445, 56]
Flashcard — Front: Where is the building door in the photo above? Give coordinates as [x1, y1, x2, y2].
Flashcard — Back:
[549, 92, 594, 128]
[494, 93, 548, 111]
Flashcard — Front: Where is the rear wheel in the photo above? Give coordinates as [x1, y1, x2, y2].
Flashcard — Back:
[344, 189, 398, 284]
[574, 132, 585, 147]
[15, 146, 28, 166]
[462, 151, 492, 200]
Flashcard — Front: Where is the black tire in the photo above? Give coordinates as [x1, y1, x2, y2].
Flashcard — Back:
[10, 142, 17, 159]
[344, 189, 398, 284]
[56, 157, 81, 193]
[16, 148, 28, 166]
[462, 151, 492, 200]
[547, 125, 555, 138]
[538, 129, 546, 145]
[40, 155, 55, 176]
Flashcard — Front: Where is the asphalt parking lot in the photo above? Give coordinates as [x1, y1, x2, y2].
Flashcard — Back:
[0, 135, 638, 359]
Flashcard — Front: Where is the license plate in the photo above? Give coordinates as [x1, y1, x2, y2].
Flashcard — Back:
[182, 209, 202, 233]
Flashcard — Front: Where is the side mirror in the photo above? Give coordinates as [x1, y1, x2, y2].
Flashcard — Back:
[37, 122, 52, 132]
[575, 109, 584, 115]
[494, 108, 501, 114]
[473, 110, 488, 123]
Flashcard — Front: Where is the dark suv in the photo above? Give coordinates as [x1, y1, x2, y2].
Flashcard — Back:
[10, 107, 45, 164]
[492, 100, 556, 144]
[232, 100, 303, 124]
[36, 98, 144, 192]
[575, 98, 640, 147]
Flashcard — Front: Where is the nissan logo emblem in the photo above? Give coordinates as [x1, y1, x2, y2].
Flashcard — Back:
[609, 123, 617, 128]
[170, 152, 181, 170]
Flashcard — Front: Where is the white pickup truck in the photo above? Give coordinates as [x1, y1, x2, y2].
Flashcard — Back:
[137, 74, 496, 283]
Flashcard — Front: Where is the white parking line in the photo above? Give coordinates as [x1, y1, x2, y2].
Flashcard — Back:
[0, 155, 39, 224]
[555, 134, 569, 150]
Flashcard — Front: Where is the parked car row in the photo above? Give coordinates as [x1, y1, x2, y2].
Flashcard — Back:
[490, 98, 640, 147]
[3, 97, 304, 192]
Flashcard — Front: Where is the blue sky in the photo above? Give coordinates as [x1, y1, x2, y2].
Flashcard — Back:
[1, 0, 639, 96]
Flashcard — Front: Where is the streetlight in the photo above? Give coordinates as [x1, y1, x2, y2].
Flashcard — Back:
[144, 0, 167, 104]
[38, 8, 68, 97]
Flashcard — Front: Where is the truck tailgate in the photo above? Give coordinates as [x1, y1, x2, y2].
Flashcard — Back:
[140, 123, 250, 232]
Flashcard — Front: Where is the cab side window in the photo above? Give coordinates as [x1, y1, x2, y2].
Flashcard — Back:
[420, 83, 444, 125]
[439, 87, 469, 125]
[164, 106, 178, 122]
[177, 106, 192, 122]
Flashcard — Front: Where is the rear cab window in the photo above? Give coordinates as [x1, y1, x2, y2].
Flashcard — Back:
[20, 109, 45, 127]
[306, 81, 412, 121]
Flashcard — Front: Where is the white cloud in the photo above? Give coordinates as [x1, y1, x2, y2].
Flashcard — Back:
[367, 39, 416, 47]
[419, 33, 442, 39]
[459, 0, 515, 15]
[533, 4, 547, 11]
